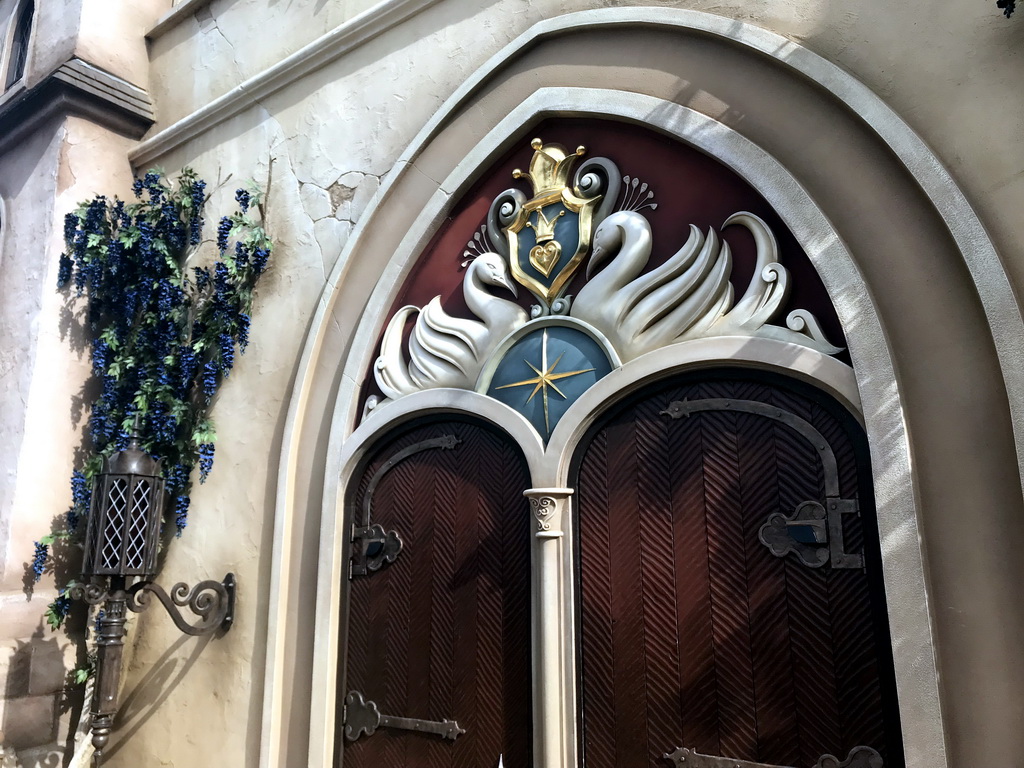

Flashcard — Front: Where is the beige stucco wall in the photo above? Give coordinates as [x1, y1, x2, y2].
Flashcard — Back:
[0, 114, 140, 765]
[2, 0, 1023, 767]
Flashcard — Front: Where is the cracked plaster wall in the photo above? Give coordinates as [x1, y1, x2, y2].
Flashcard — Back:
[147, 0, 393, 126]
[142, 0, 1024, 293]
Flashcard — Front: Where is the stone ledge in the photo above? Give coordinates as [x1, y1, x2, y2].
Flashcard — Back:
[0, 57, 154, 156]
[147, 0, 217, 40]
[131, 0, 441, 166]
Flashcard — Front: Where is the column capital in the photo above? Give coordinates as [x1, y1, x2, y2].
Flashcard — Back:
[523, 488, 573, 538]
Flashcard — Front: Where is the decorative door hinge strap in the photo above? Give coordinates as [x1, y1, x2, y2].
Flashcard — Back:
[664, 745, 882, 768]
[758, 497, 864, 570]
[660, 398, 866, 570]
[343, 691, 465, 741]
[349, 524, 402, 577]
[349, 434, 460, 578]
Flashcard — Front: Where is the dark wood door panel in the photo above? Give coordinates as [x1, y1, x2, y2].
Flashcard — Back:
[575, 376, 902, 768]
[340, 420, 532, 768]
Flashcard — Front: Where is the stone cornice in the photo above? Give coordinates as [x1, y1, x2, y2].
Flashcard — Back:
[0, 57, 154, 155]
[130, 0, 441, 167]
[147, 0, 217, 40]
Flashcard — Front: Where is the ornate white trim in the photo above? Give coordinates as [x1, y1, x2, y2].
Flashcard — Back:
[371, 140, 842, 420]
[303, 88, 946, 768]
[372, 203, 841, 422]
[570, 210, 841, 362]
[261, 13, 1021, 764]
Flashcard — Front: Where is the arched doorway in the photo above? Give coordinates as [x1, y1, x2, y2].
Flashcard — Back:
[328, 120, 908, 768]
[298, 51, 990, 761]
[573, 372, 903, 768]
[339, 418, 533, 768]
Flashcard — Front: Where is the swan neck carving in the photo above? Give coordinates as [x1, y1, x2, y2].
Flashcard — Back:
[372, 253, 527, 404]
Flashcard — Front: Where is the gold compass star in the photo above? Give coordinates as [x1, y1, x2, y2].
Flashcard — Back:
[495, 329, 595, 433]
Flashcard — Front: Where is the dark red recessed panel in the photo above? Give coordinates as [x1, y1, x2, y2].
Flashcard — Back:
[360, 118, 846, 410]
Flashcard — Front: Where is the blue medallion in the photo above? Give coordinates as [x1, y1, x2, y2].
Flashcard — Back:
[487, 325, 614, 438]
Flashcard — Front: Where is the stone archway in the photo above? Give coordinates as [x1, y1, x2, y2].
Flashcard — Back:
[273, 11, 1024, 768]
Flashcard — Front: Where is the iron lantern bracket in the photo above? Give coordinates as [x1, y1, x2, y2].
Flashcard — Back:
[73, 573, 236, 635]
[70, 573, 236, 766]
[128, 573, 236, 634]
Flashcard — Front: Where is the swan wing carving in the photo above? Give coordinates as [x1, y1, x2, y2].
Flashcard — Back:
[571, 210, 842, 361]
[373, 253, 529, 401]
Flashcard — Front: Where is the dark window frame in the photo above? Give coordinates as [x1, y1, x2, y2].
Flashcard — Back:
[5, 0, 34, 90]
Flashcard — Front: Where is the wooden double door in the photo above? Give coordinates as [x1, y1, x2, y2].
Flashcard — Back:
[338, 374, 903, 768]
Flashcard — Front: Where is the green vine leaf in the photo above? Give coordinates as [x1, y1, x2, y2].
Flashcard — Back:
[41, 168, 273, 582]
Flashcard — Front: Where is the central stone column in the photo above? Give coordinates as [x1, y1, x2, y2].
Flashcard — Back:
[524, 487, 573, 768]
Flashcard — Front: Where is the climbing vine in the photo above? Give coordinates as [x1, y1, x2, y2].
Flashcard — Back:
[33, 169, 272, 633]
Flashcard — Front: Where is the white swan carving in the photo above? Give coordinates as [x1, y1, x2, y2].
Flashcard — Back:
[374, 253, 528, 400]
[571, 210, 842, 361]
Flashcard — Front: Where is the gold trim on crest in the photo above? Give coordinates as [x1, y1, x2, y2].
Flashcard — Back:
[505, 139, 600, 303]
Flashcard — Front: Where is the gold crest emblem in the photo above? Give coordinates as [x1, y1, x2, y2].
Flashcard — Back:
[505, 139, 601, 303]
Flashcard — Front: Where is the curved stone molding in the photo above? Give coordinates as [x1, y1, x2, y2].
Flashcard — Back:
[304, 89, 947, 768]
[378, 7, 1024, 492]
[266, 13, 1024, 765]
[545, 336, 862, 487]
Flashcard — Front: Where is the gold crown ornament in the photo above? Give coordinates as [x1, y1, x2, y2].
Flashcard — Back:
[512, 138, 587, 198]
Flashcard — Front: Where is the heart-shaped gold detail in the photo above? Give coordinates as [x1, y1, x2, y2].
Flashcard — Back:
[530, 241, 562, 277]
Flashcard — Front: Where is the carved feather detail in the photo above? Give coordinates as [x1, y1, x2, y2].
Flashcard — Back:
[571, 211, 842, 361]
[373, 253, 528, 400]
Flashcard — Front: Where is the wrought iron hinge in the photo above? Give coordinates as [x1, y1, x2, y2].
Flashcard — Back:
[759, 497, 864, 570]
[661, 398, 866, 571]
[350, 524, 402, 578]
[343, 690, 465, 741]
[349, 434, 460, 578]
[665, 745, 882, 768]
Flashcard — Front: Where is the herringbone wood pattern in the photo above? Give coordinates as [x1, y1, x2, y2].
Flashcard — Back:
[576, 377, 903, 768]
[341, 421, 532, 768]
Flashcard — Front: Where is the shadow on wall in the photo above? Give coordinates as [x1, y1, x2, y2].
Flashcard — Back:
[102, 632, 212, 761]
[1, 624, 62, 752]
[794, 0, 1024, 197]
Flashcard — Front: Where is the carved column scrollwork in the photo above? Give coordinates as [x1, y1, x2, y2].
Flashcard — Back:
[527, 492, 567, 539]
[523, 488, 573, 768]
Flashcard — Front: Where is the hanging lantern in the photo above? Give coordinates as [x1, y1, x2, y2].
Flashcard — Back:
[81, 438, 165, 578]
[71, 437, 233, 767]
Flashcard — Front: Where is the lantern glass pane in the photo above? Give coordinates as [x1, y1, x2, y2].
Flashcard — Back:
[100, 478, 129, 572]
[124, 479, 152, 570]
